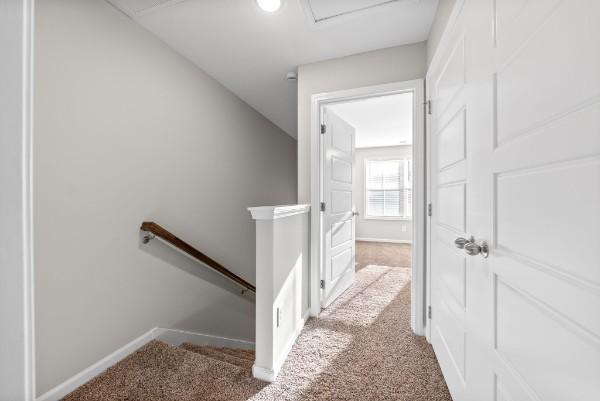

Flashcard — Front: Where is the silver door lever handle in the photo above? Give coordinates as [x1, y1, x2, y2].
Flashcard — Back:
[352, 211, 360, 217]
[454, 236, 474, 249]
[464, 240, 489, 258]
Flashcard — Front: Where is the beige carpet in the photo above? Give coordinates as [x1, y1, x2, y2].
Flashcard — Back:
[62, 265, 451, 401]
[355, 241, 411, 271]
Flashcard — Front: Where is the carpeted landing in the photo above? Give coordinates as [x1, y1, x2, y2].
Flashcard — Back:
[355, 241, 412, 271]
[62, 265, 452, 401]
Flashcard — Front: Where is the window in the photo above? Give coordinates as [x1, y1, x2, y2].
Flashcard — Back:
[365, 159, 412, 219]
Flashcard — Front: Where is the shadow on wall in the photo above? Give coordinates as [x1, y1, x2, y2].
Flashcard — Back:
[138, 230, 255, 303]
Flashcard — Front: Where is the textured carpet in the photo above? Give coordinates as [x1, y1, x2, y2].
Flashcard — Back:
[62, 265, 451, 401]
[355, 241, 412, 271]
[61, 343, 265, 401]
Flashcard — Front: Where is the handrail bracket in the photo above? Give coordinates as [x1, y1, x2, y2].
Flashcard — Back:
[142, 231, 155, 244]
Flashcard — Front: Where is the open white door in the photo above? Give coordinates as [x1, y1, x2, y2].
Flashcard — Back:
[428, 0, 600, 400]
[321, 108, 356, 308]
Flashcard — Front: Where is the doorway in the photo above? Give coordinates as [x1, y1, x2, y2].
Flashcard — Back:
[328, 93, 413, 275]
[309, 80, 426, 335]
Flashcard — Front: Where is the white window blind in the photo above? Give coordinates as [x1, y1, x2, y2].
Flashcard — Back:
[365, 159, 412, 218]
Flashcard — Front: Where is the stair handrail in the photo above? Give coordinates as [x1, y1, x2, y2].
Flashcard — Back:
[140, 221, 256, 293]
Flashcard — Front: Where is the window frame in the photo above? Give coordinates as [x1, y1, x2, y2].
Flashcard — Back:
[363, 156, 413, 221]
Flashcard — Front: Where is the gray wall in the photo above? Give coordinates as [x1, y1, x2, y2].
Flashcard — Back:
[34, 0, 297, 395]
[353, 146, 413, 242]
[297, 43, 427, 203]
[427, 0, 457, 66]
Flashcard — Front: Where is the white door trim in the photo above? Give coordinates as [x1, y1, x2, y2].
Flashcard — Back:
[309, 80, 426, 335]
[424, 0, 465, 344]
[0, 0, 36, 399]
[426, 0, 466, 78]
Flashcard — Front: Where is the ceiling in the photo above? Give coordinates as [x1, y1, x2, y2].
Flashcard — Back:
[108, 0, 438, 138]
[327, 92, 413, 148]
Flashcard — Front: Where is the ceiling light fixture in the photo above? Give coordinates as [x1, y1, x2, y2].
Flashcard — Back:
[256, 0, 281, 13]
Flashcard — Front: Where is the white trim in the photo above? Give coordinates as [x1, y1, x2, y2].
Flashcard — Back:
[356, 237, 412, 244]
[252, 365, 276, 382]
[23, 0, 36, 396]
[309, 80, 426, 334]
[0, 1, 35, 399]
[356, 143, 412, 150]
[424, 0, 465, 343]
[106, 0, 189, 18]
[36, 328, 255, 401]
[411, 80, 426, 336]
[362, 216, 412, 221]
[299, 0, 404, 28]
[425, 75, 433, 343]
[426, 0, 466, 77]
[248, 204, 311, 220]
[37, 328, 158, 401]
[155, 328, 255, 350]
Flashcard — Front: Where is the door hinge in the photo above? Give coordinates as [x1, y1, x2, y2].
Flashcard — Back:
[428, 203, 432, 217]
[425, 100, 432, 115]
[320, 279, 325, 289]
[320, 124, 326, 134]
[428, 305, 432, 319]
[320, 202, 326, 212]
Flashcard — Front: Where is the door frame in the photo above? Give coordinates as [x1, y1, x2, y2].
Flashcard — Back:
[0, 0, 36, 399]
[424, 0, 465, 343]
[309, 79, 427, 335]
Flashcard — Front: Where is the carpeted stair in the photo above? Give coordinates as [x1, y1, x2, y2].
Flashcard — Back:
[180, 343, 255, 373]
[61, 341, 265, 401]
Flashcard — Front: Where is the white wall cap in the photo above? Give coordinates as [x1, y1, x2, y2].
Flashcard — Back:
[248, 204, 310, 220]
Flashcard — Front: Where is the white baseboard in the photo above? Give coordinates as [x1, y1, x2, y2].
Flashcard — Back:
[252, 365, 276, 382]
[37, 328, 255, 401]
[356, 237, 412, 244]
[37, 327, 159, 401]
[155, 328, 255, 350]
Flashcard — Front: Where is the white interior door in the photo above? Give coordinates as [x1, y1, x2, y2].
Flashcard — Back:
[321, 108, 356, 308]
[428, 6, 475, 398]
[428, 1, 600, 400]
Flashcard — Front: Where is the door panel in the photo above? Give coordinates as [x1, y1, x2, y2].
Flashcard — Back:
[436, 240, 466, 309]
[428, 0, 600, 400]
[321, 109, 356, 308]
[495, 278, 599, 401]
[429, 7, 471, 398]
[437, 184, 466, 232]
[496, 0, 599, 144]
[331, 248, 353, 282]
[331, 220, 352, 247]
[495, 159, 600, 283]
[437, 109, 466, 170]
[332, 157, 352, 183]
[435, 38, 466, 116]
[331, 190, 352, 214]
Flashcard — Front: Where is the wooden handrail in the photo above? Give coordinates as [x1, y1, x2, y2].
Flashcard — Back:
[140, 221, 256, 293]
